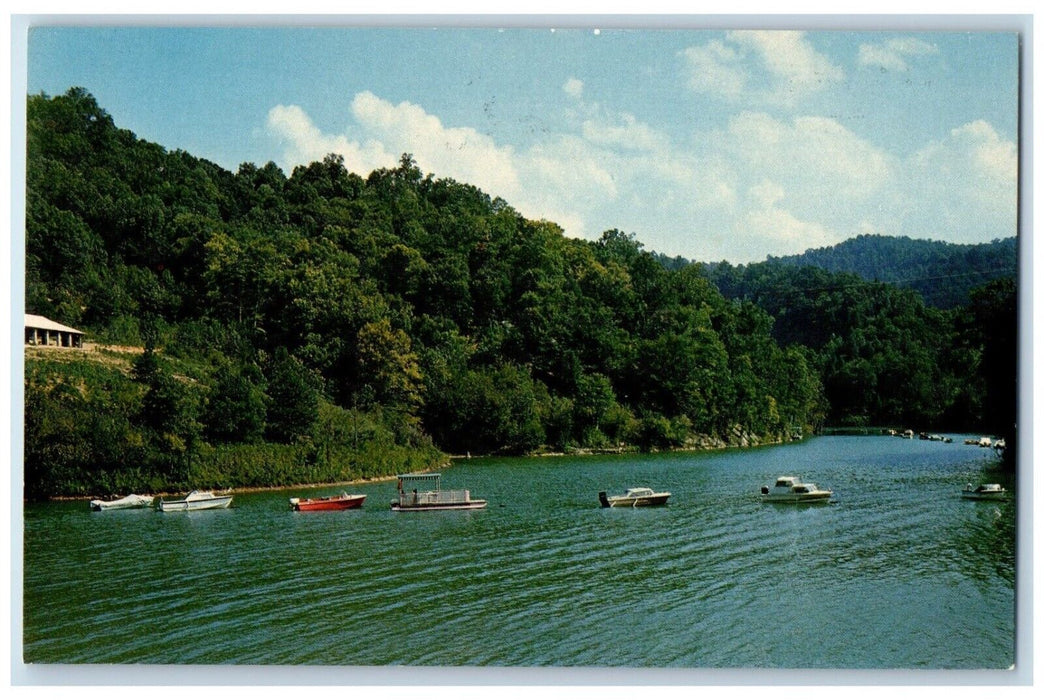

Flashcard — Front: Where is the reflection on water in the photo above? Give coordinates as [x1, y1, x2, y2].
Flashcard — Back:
[23, 436, 1015, 667]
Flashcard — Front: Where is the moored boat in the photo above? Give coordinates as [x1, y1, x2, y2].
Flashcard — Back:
[158, 490, 233, 512]
[760, 476, 833, 503]
[598, 487, 671, 508]
[290, 492, 366, 511]
[391, 473, 487, 511]
[89, 494, 154, 511]
[961, 483, 1007, 500]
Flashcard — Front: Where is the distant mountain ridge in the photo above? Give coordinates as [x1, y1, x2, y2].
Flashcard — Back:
[658, 234, 1017, 309]
[767, 234, 1016, 309]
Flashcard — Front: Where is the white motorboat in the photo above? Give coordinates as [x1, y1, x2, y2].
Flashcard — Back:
[760, 476, 832, 503]
[599, 487, 671, 508]
[961, 483, 1008, 500]
[158, 490, 233, 512]
[89, 494, 154, 511]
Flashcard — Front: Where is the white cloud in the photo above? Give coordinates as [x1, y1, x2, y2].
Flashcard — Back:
[266, 104, 394, 174]
[749, 179, 785, 209]
[580, 112, 668, 153]
[950, 120, 1018, 183]
[858, 37, 939, 71]
[349, 92, 522, 198]
[740, 203, 835, 251]
[563, 78, 584, 99]
[523, 134, 619, 206]
[679, 39, 747, 99]
[271, 94, 525, 200]
[681, 31, 843, 106]
[725, 112, 894, 200]
[897, 119, 1017, 242]
[729, 31, 844, 96]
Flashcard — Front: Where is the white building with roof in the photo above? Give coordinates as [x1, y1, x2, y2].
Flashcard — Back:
[25, 314, 85, 348]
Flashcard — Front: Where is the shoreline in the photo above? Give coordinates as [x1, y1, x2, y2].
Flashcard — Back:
[47, 436, 797, 502]
[51, 472, 413, 502]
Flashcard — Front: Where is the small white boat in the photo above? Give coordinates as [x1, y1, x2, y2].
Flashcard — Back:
[89, 494, 154, 511]
[158, 490, 233, 512]
[599, 487, 671, 508]
[760, 476, 832, 503]
[961, 483, 1008, 500]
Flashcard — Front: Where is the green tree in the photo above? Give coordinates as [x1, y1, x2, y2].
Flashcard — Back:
[204, 362, 268, 444]
[265, 348, 320, 443]
[967, 278, 1017, 464]
[355, 318, 425, 415]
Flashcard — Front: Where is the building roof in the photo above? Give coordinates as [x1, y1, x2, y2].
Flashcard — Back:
[25, 314, 84, 335]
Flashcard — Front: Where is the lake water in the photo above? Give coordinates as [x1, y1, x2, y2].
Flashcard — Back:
[21, 436, 1016, 670]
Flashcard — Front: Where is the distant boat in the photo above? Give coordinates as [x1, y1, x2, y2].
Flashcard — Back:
[961, 483, 1007, 501]
[391, 473, 487, 511]
[760, 476, 833, 503]
[599, 487, 671, 508]
[89, 494, 154, 511]
[158, 490, 233, 512]
[290, 492, 366, 511]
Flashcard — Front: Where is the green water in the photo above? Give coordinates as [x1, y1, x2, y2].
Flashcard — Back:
[22, 436, 1016, 668]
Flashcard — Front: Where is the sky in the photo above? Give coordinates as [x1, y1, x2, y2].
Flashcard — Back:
[22, 21, 1022, 264]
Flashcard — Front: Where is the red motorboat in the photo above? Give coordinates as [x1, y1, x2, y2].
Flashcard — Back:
[290, 492, 366, 511]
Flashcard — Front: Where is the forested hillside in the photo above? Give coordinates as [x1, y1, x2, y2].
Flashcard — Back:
[703, 259, 1015, 433]
[769, 234, 1017, 309]
[26, 88, 836, 498]
[664, 235, 1017, 310]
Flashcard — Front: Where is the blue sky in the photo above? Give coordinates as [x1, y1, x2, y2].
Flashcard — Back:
[25, 23, 1020, 263]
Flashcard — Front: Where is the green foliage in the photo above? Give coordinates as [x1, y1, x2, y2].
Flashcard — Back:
[355, 318, 424, 413]
[703, 258, 1008, 430]
[25, 354, 442, 497]
[25, 359, 147, 498]
[204, 362, 267, 444]
[770, 234, 1017, 309]
[965, 278, 1016, 463]
[264, 347, 320, 443]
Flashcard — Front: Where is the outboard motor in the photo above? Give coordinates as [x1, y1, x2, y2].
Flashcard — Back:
[598, 491, 610, 508]
[760, 486, 769, 495]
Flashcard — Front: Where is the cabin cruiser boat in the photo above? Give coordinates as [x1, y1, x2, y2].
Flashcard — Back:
[598, 487, 671, 508]
[290, 492, 366, 511]
[89, 494, 154, 511]
[961, 483, 1007, 500]
[760, 476, 832, 503]
[158, 490, 233, 512]
[391, 473, 487, 511]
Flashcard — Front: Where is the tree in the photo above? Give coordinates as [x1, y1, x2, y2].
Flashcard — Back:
[265, 348, 319, 443]
[967, 278, 1017, 466]
[204, 362, 268, 444]
[355, 318, 425, 414]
